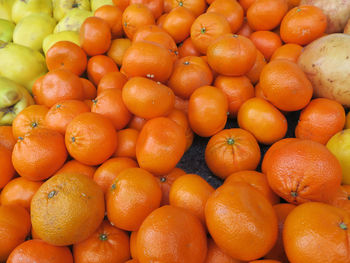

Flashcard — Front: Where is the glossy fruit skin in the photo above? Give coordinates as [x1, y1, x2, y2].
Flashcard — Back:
[55, 160, 96, 179]
[7, 239, 73, 263]
[188, 86, 228, 137]
[170, 0, 207, 17]
[137, 205, 207, 263]
[178, 37, 201, 58]
[92, 88, 132, 130]
[73, 220, 130, 263]
[130, 230, 138, 259]
[122, 77, 175, 119]
[31, 173, 105, 246]
[87, 55, 119, 86]
[130, 0, 164, 19]
[207, 34, 257, 77]
[159, 168, 186, 206]
[12, 128, 68, 181]
[0, 126, 16, 151]
[238, 97, 288, 145]
[121, 41, 174, 83]
[136, 117, 187, 176]
[107, 38, 132, 67]
[94, 5, 123, 39]
[283, 202, 350, 263]
[81, 78, 97, 100]
[114, 128, 139, 159]
[249, 31, 282, 60]
[97, 72, 128, 94]
[270, 43, 303, 63]
[205, 182, 278, 261]
[65, 112, 118, 166]
[295, 98, 346, 144]
[80, 16, 112, 56]
[167, 56, 213, 99]
[259, 60, 313, 112]
[280, 5, 327, 45]
[0, 145, 15, 189]
[246, 51, 267, 84]
[106, 167, 162, 231]
[205, 238, 243, 263]
[205, 128, 261, 179]
[265, 139, 342, 204]
[169, 173, 214, 224]
[0, 205, 31, 261]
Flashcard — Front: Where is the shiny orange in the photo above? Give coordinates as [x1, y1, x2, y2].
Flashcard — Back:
[0, 126, 16, 151]
[178, 37, 201, 58]
[159, 168, 186, 206]
[87, 55, 119, 86]
[55, 160, 96, 179]
[114, 128, 139, 159]
[0, 145, 15, 189]
[97, 72, 128, 94]
[246, 50, 267, 84]
[249, 31, 282, 60]
[205, 238, 244, 263]
[170, 0, 207, 17]
[81, 78, 97, 100]
[270, 43, 303, 63]
[127, 115, 147, 131]
[130, 0, 164, 19]
[94, 5, 123, 39]
[107, 38, 132, 67]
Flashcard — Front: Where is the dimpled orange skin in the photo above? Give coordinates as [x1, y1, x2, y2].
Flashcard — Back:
[122, 77, 175, 119]
[283, 202, 350, 263]
[188, 86, 228, 137]
[205, 182, 278, 261]
[106, 167, 162, 231]
[237, 97, 288, 145]
[205, 128, 261, 179]
[265, 140, 342, 204]
[136, 117, 187, 176]
[169, 173, 214, 224]
[31, 173, 105, 246]
[136, 205, 207, 263]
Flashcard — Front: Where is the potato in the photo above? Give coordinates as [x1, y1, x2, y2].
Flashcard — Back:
[298, 33, 350, 107]
[300, 0, 350, 33]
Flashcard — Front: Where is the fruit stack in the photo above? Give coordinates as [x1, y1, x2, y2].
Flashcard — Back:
[1, 0, 350, 263]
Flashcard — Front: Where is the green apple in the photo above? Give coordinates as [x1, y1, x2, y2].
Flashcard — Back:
[0, 42, 47, 93]
[0, 76, 34, 125]
[12, 0, 53, 24]
[0, 0, 15, 21]
[0, 19, 15, 42]
[53, 0, 91, 21]
[54, 8, 92, 33]
[13, 13, 56, 51]
[42, 30, 80, 54]
[327, 129, 350, 184]
[91, 0, 113, 11]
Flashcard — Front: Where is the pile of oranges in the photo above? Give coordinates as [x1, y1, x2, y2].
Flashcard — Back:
[1, 0, 350, 262]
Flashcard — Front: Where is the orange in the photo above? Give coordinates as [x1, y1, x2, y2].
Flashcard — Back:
[80, 16, 111, 56]
[270, 43, 303, 63]
[265, 139, 342, 204]
[246, 50, 267, 84]
[93, 157, 138, 193]
[122, 4, 155, 39]
[162, 7, 195, 43]
[107, 38, 132, 67]
[224, 170, 280, 204]
[249, 260, 281, 263]
[247, 0, 288, 31]
[214, 75, 255, 118]
[73, 220, 130, 263]
[0, 126, 16, 151]
[45, 100, 90, 135]
[178, 37, 201, 58]
[205, 182, 278, 261]
[81, 78, 97, 100]
[157, 13, 168, 27]
[46, 41, 87, 76]
[136, 117, 186, 175]
[65, 112, 118, 166]
[249, 31, 282, 60]
[122, 77, 175, 119]
[170, 0, 207, 17]
[130, 0, 164, 19]
[205, 128, 261, 179]
[260, 59, 313, 111]
[0, 177, 42, 210]
[0, 145, 15, 189]
[207, 34, 257, 76]
[130, 230, 138, 259]
[264, 203, 296, 262]
[0, 205, 31, 261]
[237, 18, 253, 37]
[190, 13, 231, 54]
[169, 173, 214, 224]
[132, 24, 167, 41]
[237, 97, 288, 145]
[159, 168, 186, 206]
[239, 0, 256, 12]
[87, 55, 119, 86]
[113, 0, 130, 11]
[254, 82, 266, 99]
[295, 98, 346, 144]
[92, 88, 132, 130]
[174, 95, 189, 113]
[31, 173, 105, 246]
[97, 71, 128, 94]
[7, 239, 73, 263]
[137, 205, 207, 263]
[32, 75, 44, 105]
[127, 115, 147, 131]
[167, 56, 213, 99]
[106, 167, 162, 231]
[121, 41, 173, 83]
[55, 160, 96, 179]
[205, 238, 244, 263]
[12, 104, 48, 139]
[94, 5, 123, 39]
[207, 0, 244, 33]
[280, 6, 327, 45]
[12, 128, 67, 181]
[114, 128, 139, 159]
[283, 202, 350, 263]
[188, 85, 228, 137]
